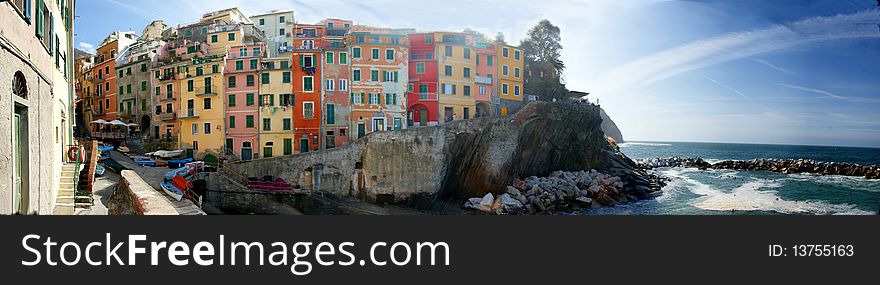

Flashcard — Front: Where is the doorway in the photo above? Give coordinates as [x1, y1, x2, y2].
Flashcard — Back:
[357, 123, 366, 139]
[420, 108, 428, 126]
[241, 142, 253, 160]
[13, 106, 30, 214]
[300, 136, 310, 153]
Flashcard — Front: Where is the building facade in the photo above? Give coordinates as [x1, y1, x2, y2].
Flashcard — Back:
[349, 27, 409, 138]
[291, 23, 324, 153]
[496, 44, 524, 115]
[251, 10, 294, 57]
[224, 43, 264, 160]
[1, 0, 76, 214]
[321, 19, 352, 148]
[474, 41, 498, 117]
[115, 40, 160, 136]
[406, 33, 440, 127]
[257, 56, 295, 158]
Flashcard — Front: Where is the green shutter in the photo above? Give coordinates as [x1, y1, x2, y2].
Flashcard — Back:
[229, 116, 236, 128]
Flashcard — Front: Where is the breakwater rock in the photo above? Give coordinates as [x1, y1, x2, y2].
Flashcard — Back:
[711, 158, 880, 179]
[637, 157, 880, 180]
[463, 170, 667, 215]
[636, 157, 711, 169]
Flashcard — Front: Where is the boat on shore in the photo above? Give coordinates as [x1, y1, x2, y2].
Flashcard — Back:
[160, 182, 184, 201]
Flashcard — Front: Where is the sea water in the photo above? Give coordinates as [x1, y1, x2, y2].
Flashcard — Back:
[583, 142, 880, 215]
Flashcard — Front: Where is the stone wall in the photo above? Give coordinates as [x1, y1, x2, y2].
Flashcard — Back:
[107, 170, 179, 215]
[230, 102, 617, 205]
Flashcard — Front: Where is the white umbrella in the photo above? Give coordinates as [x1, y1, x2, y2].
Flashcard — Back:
[90, 119, 109, 125]
[109, 120, 128, 126]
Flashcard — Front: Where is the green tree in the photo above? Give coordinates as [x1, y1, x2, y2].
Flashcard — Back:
[520, 20, 569, 101]
[494, 32, 506, 45]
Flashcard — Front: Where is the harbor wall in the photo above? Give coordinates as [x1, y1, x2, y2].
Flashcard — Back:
[107, 170, 179, 215]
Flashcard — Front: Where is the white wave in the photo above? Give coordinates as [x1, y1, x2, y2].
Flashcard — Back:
[704, 158, 724, 164]
[619, 142, 672, 147]
[787, 174, 880, 193]
[693, 179, 873, 215]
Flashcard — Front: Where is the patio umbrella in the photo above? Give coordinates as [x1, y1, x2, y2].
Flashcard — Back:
[90, 119, 109, 125]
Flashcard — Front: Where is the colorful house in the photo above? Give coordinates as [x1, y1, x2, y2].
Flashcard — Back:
[251, 10, 295, 57]
[496, 44, 524, 115]
[225, 43, 265, 160]
[349, 27, 409, 138]
[320, 19, 353, 148]
[258, 56, 296, 158]
[406, 33, 440, 127]
[115, 40, 161, 136]
[291, 23, 325, 153]
[91, 31, 137, 125]
[178, 56, 226, 158]
[474, 41, 498, 117]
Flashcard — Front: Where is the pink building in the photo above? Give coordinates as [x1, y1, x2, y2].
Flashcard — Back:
[224, 43, 266, 160]
[475, 43, 498, 117]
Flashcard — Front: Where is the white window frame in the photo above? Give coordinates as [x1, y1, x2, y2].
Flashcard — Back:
[326, 79, 335, 91]
[369, 93, 380, 105]
[339, 79, 348, 91]
[192, 124, 199, 135]
[503, 65, 509, 76]
[303, 101, 315, 119]
[385, 49, 395, 61]
[502, 83, 509, 95]
[353, 93, 363, 104]
[303, 76, 314, 92]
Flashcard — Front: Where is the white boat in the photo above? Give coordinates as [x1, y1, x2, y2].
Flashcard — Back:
[160, 182, 184, 201]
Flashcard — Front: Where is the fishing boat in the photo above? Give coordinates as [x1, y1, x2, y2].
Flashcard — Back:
[168, 158, 194, 168]
[133, 157, 157, 167]
[95, 165, 106, 176]
[160, 182, 184, 201]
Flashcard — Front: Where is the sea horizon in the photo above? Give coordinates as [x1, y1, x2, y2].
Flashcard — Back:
[622, 140, 880, 151]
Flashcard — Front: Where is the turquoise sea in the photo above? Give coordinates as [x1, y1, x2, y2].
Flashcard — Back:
[585, 142, 880, 215]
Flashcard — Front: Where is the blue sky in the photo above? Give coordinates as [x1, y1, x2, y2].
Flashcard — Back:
[75, 0, 880, 148]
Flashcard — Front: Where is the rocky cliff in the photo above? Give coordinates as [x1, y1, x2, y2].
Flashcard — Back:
[230, 101, 659, 209]
[600, 108, 624, 143]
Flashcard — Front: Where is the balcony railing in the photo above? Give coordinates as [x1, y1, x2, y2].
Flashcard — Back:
[326, 28, 347, 37]
[295, 33, 319, 38]
[195, 85, 219, 96]
[413, 92, 438, 101]
[294, 44, 321, 51]
[91, 77, 104, 84]
[181, 108, 199, 119]
[158, 74, 176, 81]
[475, 76, 493, 85]
[159, 112, 177, 121]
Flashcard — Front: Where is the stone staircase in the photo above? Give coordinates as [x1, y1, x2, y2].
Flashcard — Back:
[52, 164, 79, 215]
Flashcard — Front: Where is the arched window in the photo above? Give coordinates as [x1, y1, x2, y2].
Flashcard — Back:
[242, 141, 252, 148]
[13, 71, 28, 99]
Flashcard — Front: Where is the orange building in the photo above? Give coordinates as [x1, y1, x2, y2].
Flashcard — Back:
[90, 31, 137, 127]
[291, 23, 324, 153]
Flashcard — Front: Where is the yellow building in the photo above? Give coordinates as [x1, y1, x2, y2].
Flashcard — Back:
[178, 56, 226, 158]
[496, 44, 524, 116]
[435, 32, 477, 122]
[257, 57, 296, 158]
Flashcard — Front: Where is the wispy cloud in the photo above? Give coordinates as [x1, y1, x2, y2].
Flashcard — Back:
[704, 76, 751, 102]
[777, 83, 852, 101]
[751, 58, 795, 75]
[590, 9, 880, 94]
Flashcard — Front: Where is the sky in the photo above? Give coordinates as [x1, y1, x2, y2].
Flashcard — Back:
[74, 0, 880, 148]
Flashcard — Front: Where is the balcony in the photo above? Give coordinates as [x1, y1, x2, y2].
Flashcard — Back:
[325, 41, 346, 50]
[295, 32, 319, 39]
[326, 28, 347, 38]
[160, 96, 177, 103]
[159, 112, 177, 121]
[158, 74, 176, 81]
[475, 76, 493, 85]
[195, 85, 219, 97]
[180, 108, 199, 119]
[91, 77, 104, 84]
[301, 66, 317, 75]
[412, 92, 438, 101]
[294, 44, 321, 51]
